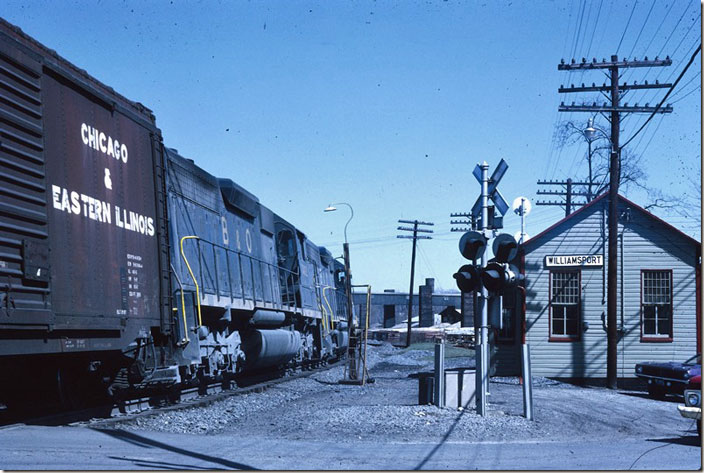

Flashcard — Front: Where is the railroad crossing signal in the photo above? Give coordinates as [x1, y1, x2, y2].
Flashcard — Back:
[471, 158, 509, 228]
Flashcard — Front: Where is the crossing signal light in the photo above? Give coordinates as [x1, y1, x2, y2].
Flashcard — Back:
[492, 233, 518, 262]
[453, 264, 481, 292]
[459, 231, 487, 261]
[481, 262, 520, 293]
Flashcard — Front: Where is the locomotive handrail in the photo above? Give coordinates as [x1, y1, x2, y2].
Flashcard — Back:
[170, 263, 190, 346]
[321, 285, 335, 330]
[179, 235, 203, 328]
[180, 234, 302, 311]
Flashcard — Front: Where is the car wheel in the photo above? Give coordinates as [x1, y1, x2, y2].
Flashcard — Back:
[647, 385, 666, 399]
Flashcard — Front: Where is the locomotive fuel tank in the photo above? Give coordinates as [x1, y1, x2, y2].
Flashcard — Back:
[240, 329, 303, 370]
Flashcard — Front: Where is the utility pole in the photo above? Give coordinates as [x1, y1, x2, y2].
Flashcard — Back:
[398, 219, 433, 348]
[558, 54, 672, 389]
[535, 179, 592, 216]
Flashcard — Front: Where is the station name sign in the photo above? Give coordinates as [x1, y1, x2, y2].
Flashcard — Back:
[545, 255, 603, 267]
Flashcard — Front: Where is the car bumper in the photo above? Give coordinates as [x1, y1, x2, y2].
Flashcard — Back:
[677, 405, 702, 420]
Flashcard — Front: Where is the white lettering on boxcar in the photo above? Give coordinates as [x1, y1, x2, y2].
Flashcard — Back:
[81, 123, 128, 163]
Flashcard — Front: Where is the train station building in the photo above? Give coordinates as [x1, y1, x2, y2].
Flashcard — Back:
[495, 193, 701, 380]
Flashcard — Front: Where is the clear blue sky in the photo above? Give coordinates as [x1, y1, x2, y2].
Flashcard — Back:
[4, 0, 700, 292]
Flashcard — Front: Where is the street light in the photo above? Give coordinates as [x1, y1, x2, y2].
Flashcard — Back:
[582, 117, 613, 201]
[323, 202, 358, 381]
[324, 203, 354, 244]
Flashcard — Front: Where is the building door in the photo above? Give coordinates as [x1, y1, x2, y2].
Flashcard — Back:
[383, 304, 395, 328]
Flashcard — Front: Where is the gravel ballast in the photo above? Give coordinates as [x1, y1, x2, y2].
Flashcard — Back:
[109, 342, 695, 445]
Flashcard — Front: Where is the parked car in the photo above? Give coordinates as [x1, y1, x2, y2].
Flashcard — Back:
[635, 354, 701, 399]
[677, 374, 701, 436]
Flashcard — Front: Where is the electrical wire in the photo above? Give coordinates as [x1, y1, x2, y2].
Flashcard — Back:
[670, 84, 701, 104]
[626, 0, 657, 59]
[584, 0, 604, 59]
[656, 1, 693, 58]
[616, 0, 638, 55]
[620, 42, 701, 150]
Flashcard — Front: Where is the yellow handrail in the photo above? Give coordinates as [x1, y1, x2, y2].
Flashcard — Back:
[322, 286, 335, 330]
[170, 264, 190, 346]
[180, 235, 202, 328]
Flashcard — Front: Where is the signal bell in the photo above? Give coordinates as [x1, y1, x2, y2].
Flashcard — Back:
[453, 264, 481, 293]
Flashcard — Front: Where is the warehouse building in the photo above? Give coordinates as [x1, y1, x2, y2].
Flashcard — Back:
[496, 193, 700, 380]
[351, 279, 467, 328]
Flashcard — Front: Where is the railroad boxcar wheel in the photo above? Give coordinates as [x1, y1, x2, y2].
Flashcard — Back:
[167, 385, 182, 404]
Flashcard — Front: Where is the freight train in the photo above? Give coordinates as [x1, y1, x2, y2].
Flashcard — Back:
[0, 19, 350, 408]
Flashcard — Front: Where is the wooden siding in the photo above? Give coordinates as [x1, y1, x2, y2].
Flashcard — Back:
[524, 198, 699, 379]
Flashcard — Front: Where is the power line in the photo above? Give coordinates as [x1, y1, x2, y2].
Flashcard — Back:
[627, 0, 657, 59]
[584, 0, 604, 58]
[620, 42, 701, 149]
[656, 1, 693, 58]
[670, 84, 701, 104]
[616, 0, 638, 54]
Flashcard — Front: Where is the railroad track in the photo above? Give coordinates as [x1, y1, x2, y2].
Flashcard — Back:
[0, 358, 344, 430]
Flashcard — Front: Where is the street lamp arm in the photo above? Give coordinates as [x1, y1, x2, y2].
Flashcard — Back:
[327, 202, 354, 244]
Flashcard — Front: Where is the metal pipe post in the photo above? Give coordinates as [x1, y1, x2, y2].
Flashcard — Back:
[521, 343, 534, 420]
[477, 161, 489, 416]
[434, 340, 445, 408]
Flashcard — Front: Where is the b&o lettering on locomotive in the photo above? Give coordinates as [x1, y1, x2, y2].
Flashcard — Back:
[221, 215, 229, 246]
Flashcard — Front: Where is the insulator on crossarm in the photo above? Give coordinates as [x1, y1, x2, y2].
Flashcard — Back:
[644, 80, 648, 85]
[571, 58, 576, 64]
[645, 103, 649, 107]
[644, 56, 648, 61]
[561, 58, 565, 64]
[582, 57, 586, 63]
[602, 58, 606, 62]
[665, 55, 670, 61]
[655, 80, 659, 84]
[571, 83, 575, 87]
[592, 82, 595, 87]
[592, 58, 597, 63]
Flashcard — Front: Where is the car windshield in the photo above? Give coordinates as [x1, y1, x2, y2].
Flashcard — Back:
[684, 354, 701, 365]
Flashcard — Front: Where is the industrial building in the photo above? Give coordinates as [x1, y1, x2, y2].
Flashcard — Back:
[351, 279, 467, 328]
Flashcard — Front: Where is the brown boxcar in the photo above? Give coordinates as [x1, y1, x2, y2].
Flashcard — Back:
[0, 19, 170, 365]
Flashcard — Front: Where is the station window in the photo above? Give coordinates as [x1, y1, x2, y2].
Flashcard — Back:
[641, 270, 673, 342]
[549, 270, 581, 341]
